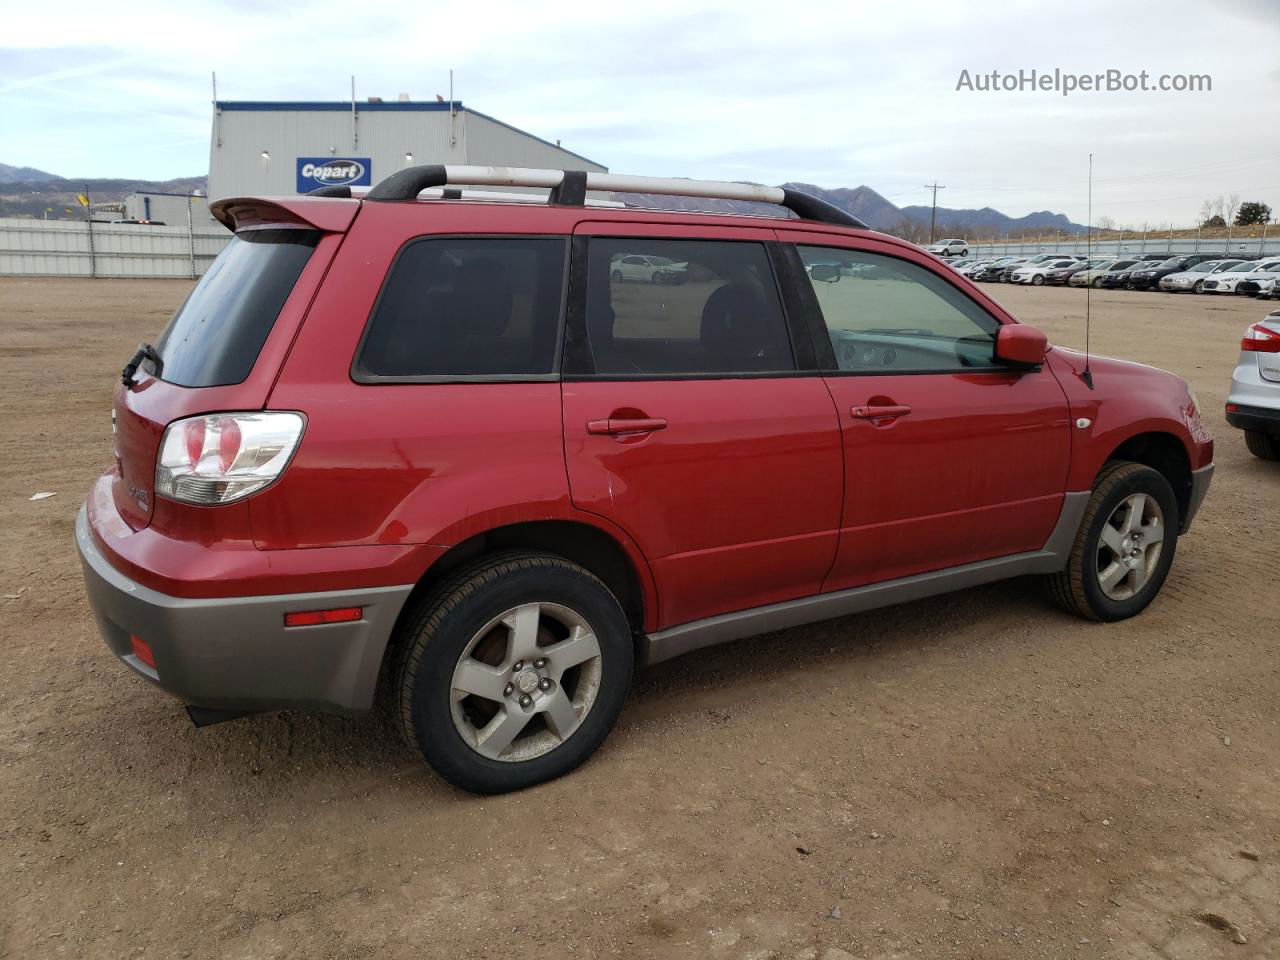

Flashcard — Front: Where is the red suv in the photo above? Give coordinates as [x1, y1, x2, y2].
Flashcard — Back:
[77, 165, 1215, 793]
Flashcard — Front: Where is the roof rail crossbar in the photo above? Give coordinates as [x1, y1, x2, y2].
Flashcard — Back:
[363, 164, 869, 228]
[307, 185, 353, 198]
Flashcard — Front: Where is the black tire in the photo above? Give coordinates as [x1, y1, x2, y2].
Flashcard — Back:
[1047, 462, 1180, 622]
[394, 553, 634, 794]
[1192, 280, 1203, 293]
[1032, 274, 1045, 286]
[1245, 430, 1280, 460]
[1093, 277, 1104, 288]
[610, 269, 623, 282]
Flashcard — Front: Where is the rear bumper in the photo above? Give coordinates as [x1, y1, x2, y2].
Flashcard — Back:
[1225, 402, 1280, 435]
[76, 508, 413, 714]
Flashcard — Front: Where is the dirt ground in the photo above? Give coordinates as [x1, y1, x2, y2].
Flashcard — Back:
[1, 277, 1277, 960]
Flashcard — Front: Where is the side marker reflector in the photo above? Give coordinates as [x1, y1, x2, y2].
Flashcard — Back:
[130, 634, 156, 669]
[284, 607, 363, 628]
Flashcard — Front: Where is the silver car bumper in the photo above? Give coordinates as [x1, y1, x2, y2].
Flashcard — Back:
[76, 509, 413, 714]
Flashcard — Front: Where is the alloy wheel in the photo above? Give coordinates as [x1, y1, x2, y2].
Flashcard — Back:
[449, 602, 603, 762]
[1095, 492, 1165, 601]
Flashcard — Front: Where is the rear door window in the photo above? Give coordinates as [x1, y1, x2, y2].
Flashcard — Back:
[583, 238, 794, 376]
[356, 237, 567, 380]
[154, 228, 319, 387]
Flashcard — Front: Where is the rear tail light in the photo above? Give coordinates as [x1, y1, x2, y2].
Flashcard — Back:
[155, 412, 304, 505]
[1241, 322, 1280, 353]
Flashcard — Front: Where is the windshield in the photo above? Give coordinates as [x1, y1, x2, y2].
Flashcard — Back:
[154, 229, 320, 388]
[1110, 260, 1137, 270]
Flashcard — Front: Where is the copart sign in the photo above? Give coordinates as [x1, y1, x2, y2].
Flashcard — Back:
[296, 157, 371, 193]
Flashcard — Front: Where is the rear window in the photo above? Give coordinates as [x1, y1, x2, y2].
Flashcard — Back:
[154, 229, 319, 388]
[355, 237, 567, 380]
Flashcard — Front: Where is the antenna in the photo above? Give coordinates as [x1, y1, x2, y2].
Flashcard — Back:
[1083, 153, 1095, 390]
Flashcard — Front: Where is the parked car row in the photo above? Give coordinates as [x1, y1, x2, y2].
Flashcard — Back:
[938, 252, 1280, 298]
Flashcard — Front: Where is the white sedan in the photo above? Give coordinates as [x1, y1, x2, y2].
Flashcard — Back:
[1200, 259, 1280, 295]
[1009, 259, 1082, 286]
[1158, 258, 1250, 293]
[610, 254, 688, 283]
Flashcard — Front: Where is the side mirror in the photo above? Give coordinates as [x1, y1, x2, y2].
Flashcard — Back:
[809, 263, 841, 283]
[995, 324, 1048, 368]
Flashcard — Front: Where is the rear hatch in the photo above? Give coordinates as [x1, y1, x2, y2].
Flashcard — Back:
[111, 197, 357, 530]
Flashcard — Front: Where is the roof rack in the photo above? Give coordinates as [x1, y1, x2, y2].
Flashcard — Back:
[350, 164, 869, 229]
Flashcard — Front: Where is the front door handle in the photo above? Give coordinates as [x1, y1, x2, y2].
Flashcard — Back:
[851, 404, 912, 421]
[586, 417, 668, 436]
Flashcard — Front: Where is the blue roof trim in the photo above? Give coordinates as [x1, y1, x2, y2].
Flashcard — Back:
[216, 100, 459, 112]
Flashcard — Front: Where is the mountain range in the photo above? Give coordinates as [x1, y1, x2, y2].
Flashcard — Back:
[0, 163, 1086, 235]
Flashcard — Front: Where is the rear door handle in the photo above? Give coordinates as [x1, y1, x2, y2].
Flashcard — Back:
[851, 404, 912, 421]
[586, 417, 668, 435]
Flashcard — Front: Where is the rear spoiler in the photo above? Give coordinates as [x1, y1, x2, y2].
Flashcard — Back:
[211, 196, 359, 233]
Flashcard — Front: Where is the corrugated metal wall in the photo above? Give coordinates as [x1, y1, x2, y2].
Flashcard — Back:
[208, 103, 605, 200]
[124, 193, 220, 228]
[463, 111, 606, 173]
[0, 218, 229, 277]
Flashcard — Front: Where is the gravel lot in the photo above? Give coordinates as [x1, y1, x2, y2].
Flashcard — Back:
[1, 277, 1277, 960]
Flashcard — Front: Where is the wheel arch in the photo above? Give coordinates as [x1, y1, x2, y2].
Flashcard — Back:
[1100, 431, 1192, 526]
[381, 519, 656, 685]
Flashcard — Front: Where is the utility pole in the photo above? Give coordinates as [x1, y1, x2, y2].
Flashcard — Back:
[924, 182, 945, 243]
[83, 183, 97, 279]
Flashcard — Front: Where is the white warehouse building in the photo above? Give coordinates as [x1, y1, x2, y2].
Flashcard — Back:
[207, 99, 606, 204]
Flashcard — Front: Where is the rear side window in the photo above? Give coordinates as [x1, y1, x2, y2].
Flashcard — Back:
[356, 237, 567, 380]
[154, 229, 319, 387]
[584, 238, 794, 376]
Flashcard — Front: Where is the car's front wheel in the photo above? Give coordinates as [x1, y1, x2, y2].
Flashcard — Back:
[1032, 274, 1045, 286]
[1048, 462, 1179, 622]
[1093, 277, 1104, 288]
[394, 554, 634, 794]
[1245, 430, 1280, 460]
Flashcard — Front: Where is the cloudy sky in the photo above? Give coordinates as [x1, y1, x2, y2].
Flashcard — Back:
[2, 0, 1278, 227]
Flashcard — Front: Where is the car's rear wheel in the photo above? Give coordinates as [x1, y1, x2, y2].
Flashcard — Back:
[1048, 462, 1179, 622]
[1245, 429, 1280, 460]
[394, 553, 634, 794]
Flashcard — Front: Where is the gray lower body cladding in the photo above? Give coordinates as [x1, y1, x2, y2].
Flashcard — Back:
[76, 509, 413, 714]
[643, 491, 1093, 664]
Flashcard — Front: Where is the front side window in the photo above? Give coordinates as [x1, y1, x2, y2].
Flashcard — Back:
[799, 246, 1000, 373]
[585, 238, 794, 376]
[356, 237, 567, 379]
